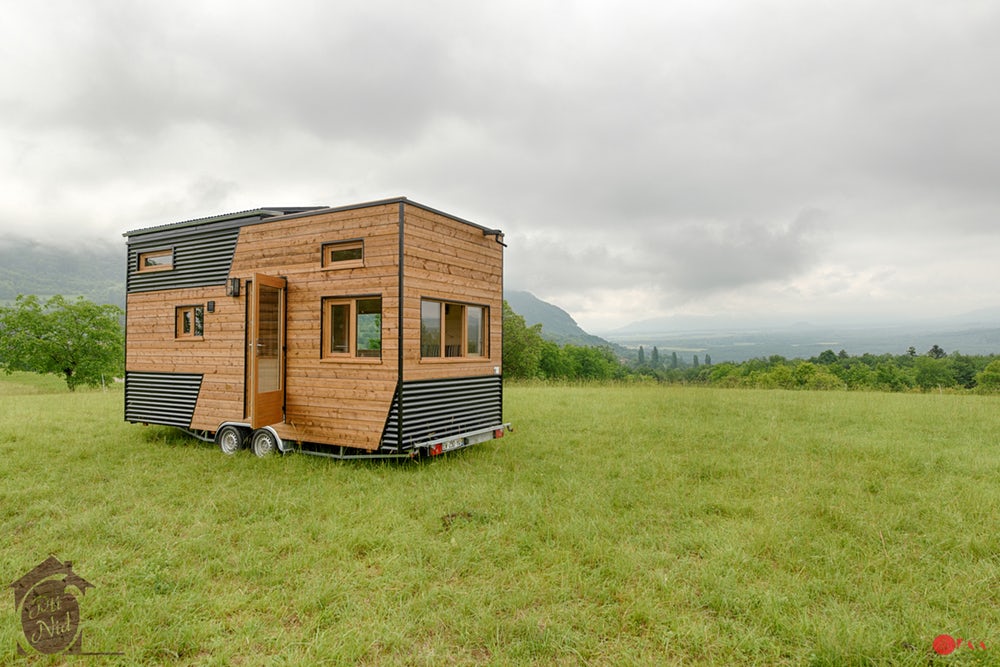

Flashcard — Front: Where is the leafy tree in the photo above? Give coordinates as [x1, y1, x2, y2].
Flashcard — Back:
[947, 352, 977, 389]
[975, 360, 1000, 391]
[502, 301, 544, 379]
[704, 354, 712, 366]
[927, 344, 947, 359]
[816, 349, 838, 365]
[637, 346, 646, 366]
[650, 346, 660, 368]
[671, 351, 678, 369]
[538, 340, 573, 379]
[913, 356, 953, 390]
[0, 294, 123, 390]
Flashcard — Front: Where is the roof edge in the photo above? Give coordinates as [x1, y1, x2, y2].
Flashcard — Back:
[123, 197, 502, 238]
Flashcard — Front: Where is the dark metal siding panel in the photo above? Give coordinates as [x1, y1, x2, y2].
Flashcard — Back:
[126, 226, 241, 293]
[380, 376, 502, 451]
[125, 372, 204, 428]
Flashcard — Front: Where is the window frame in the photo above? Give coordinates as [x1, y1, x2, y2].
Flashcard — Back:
[420, 299, 488, 360]
[321, 239, 364, 269]
[138, 248, 174, 273]
[175, 305, 205, 339]
[321, 295, 383, 361]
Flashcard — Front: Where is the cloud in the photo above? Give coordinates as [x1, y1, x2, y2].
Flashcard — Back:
[1, 0, 999, 328]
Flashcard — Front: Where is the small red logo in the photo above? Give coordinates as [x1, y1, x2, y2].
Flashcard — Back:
[933, 634, 987, 655]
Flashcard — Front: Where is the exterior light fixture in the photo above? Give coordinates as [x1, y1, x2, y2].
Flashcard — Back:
[226, 277, 240, 297]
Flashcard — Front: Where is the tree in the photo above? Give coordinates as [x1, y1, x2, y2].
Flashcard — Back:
[671, 351, 678, 369]
[650, 346, 660, 368]
[637, 346, 646, 366]
[927, 344, 947, 359]
[704, 354, 712, 366]
[0, 295, 123, 390]
[816, 349, 838, 365]
[914, 356, 953, 390]
[975, 360, 1000, 391]
[501, 301, 544, 379]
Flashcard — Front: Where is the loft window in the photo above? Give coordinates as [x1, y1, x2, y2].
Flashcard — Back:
[420, 299, 487, 358]
[323, 296, 382, 359]
[138, 248, 174, 272]
[321, 240, 364, 269]
[175, 305, 204, 339]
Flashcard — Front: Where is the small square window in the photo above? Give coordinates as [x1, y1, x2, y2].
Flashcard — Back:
[321, 240, 364, 268]
[322, 296, 382, 359]
[138, 248, 174, 272]
[176, 305, 204, 338]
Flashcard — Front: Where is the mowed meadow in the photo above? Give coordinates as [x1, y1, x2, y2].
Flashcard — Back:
[2, 373, 1000, 665]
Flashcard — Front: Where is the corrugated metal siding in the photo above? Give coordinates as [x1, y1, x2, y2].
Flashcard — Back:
[381, 375, 503, 451]
[126, 226, 241, 293]
[125, 372, 204, 427]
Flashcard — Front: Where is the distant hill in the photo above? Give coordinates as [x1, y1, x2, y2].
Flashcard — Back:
[605, 320, 1000, 363]
[0, 238, 125, 308]
[504, 290, 610, 347]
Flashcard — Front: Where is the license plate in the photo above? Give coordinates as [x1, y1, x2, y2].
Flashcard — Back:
[441, 438, 465, 452]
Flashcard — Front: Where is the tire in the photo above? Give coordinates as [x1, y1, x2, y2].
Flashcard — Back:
[251, 428, 280, 457]
[216, 424, 247, 455]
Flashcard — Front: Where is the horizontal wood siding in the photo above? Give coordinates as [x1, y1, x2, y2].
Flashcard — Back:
[230, 204, 401, 451]
[126, 285, 246, 432]
[402, 205, 504, 382]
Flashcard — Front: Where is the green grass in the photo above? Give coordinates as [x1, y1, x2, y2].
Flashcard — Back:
[2, 373, 1000, 665]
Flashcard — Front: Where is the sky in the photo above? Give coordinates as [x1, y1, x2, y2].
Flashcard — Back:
[2, 0, 999, 333]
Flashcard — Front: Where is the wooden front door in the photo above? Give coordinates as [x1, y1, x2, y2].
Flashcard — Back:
[249, 273, 286, 428]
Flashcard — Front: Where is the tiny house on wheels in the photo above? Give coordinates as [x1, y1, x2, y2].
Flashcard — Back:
[124, 197, 509, 458]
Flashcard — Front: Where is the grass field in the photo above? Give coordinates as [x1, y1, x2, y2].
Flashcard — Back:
[2, 372, 999, 665]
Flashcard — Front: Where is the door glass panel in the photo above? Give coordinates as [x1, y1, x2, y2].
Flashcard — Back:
[257, 284, 281, 393]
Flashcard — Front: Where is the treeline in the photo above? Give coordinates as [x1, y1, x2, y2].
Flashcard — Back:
[502, 302, 1000, 392]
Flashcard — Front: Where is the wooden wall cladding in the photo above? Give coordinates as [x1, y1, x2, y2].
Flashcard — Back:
[401, 206, 504, 382]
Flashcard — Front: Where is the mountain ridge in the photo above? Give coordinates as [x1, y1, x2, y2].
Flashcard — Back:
[503, 290, 611, 348]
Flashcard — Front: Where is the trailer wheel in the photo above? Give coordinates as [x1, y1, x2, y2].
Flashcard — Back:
[217, 425, 247, 455]
[251, 428, 280, 457]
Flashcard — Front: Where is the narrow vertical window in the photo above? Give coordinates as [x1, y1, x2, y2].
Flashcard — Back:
[421, 300, 442, 358]
[356, 298, 382, 357]
[444, 303, 464, 357]
[467, 306, 485, 356]
[330, 303, 350, 354]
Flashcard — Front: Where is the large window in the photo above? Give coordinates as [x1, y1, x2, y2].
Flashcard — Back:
[323, 296, 382, 359]
[421, 300, 487, 358]
[175, 305, 204, 338]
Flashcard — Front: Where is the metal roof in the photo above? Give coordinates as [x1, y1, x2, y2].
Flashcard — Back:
[123, 197, 503, 239]
[123, 206, 327, 238]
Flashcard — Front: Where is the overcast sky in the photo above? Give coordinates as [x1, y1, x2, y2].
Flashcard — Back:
[2, 0, 998, 332]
